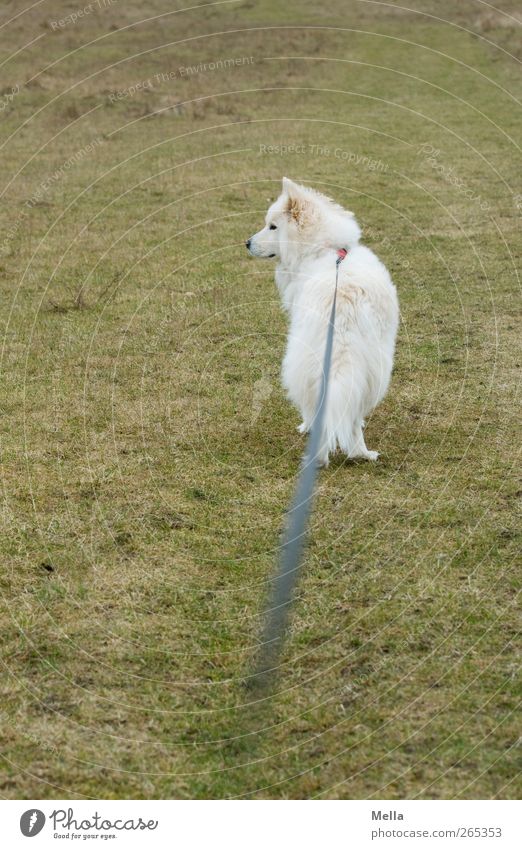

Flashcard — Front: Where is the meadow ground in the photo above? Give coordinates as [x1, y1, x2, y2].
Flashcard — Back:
[0, 0, 520, 799]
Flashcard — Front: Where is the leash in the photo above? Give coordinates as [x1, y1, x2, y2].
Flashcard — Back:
[250, 248, 348, 691]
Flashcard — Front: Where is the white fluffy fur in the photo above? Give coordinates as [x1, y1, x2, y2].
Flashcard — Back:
[247, 178, 399, 465]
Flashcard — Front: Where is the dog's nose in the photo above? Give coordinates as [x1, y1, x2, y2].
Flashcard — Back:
[245, 239, 251, 250]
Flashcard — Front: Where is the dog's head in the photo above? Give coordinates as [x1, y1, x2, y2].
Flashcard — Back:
[246, 177, 361, 263]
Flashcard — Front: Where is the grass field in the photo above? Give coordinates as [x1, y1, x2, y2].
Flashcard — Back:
[0, 0, 520, 799]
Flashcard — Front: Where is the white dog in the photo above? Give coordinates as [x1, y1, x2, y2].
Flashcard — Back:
[246, 178, 399, 466]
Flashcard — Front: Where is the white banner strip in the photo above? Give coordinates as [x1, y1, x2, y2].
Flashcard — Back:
[3, 799, 519, 848]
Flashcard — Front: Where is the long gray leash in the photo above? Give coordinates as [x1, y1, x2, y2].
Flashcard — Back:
[250, 250, 347, 691]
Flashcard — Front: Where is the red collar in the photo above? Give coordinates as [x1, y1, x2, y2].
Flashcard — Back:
[337, 248, 348, 261]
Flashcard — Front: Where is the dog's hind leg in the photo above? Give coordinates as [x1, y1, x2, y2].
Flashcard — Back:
[347, 423, 379, 461]
[296, 391, 316, 436]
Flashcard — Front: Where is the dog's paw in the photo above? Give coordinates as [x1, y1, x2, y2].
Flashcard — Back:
[349, 448, 379, 461]
[297, 422, 309, 434]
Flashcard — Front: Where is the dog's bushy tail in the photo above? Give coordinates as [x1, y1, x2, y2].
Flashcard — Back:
[318, 369, 366, 461]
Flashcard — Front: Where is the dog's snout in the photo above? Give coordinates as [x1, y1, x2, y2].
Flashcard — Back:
[245, 239, 251, 250]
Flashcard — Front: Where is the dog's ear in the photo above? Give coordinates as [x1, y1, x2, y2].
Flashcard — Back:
[282, 177, 300, 195]
[282, 177, 310, 225]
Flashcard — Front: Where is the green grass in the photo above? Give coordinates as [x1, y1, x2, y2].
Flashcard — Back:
[0, 0, 520, 799]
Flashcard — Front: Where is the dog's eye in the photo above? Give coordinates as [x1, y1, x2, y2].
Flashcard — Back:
[269, 224, 277, 230]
